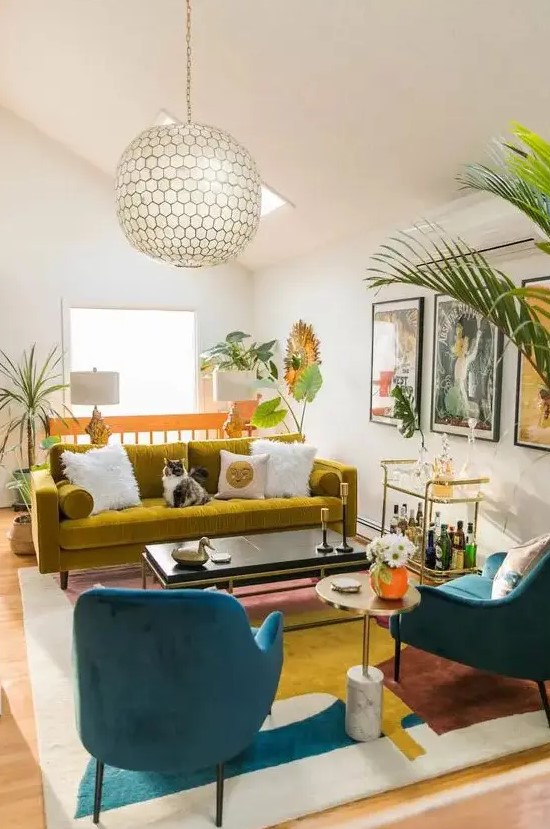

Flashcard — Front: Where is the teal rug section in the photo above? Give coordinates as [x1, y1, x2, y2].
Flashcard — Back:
[401, 713, 424, 729]
[75, 699, 354, 818]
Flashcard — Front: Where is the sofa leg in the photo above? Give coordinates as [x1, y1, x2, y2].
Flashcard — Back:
[537, 681, 550, 727]
[60, 571, 68, 591]
[93, 759, 104, 824]
[215, 763, 224, 827]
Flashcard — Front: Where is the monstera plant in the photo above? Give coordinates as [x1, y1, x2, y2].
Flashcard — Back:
[365, 123, 550, 391]
[200, 331, 277, 379]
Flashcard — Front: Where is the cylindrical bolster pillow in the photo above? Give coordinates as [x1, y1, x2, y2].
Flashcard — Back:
[309, 470, 341, 497]
[56, 480, 94, 519]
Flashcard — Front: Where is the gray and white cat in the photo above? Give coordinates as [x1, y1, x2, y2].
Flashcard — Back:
[162, 459, 211, 508]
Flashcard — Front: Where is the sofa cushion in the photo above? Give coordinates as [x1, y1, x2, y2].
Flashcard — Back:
[251, 439, 316, 497]
[59, 495, 342, 551]
[57, 480, 94, 519]
[61, 443, 141, 515]
[126, 443, 188, 498]
[217, 450, 269, 499]
[187, 434, 302, 494]
[50, 442, 187, 499]
[309, 469, 341, 497]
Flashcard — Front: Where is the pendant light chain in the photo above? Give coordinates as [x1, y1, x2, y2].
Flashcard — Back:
[186, 0, 192, 124]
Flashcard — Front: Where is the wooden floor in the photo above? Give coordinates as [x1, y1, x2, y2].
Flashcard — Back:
[1, 507, 549, 829]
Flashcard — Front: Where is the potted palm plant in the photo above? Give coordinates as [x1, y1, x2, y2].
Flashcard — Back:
[365, 123, 550, 392]
[0, 344, 70, 554]
[5, 436, 62, 556]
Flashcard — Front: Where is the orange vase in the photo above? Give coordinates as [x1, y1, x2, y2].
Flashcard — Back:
[370, 566, 409, 600]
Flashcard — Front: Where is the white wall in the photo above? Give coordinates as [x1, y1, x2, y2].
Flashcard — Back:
[253, 231, 550, 557]
[0, 107, 254, 500]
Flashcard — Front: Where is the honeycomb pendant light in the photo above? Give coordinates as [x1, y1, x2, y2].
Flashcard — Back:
[115, 0, 261, 268]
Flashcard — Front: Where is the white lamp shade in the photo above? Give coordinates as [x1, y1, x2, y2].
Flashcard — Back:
[70, 371, 120, 406]
[212, 370, 255, 402]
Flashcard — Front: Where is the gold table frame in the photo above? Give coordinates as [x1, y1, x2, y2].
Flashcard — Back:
[141, 548, 370, 632]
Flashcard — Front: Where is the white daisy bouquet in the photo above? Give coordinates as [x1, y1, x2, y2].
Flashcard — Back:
[365, 534, 415, 589]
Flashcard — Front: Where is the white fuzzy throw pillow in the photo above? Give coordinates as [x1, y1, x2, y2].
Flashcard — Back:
[61, 443, 141, 515]
[251, 440, 316, 498]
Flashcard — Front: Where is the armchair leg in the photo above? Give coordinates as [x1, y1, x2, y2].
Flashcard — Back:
[93, 760, 104, 824]
[215, 763, 224, 827]
[393, 621, 401, 683]
[60, 571, 68, 591]
[537, 681, 550, 728]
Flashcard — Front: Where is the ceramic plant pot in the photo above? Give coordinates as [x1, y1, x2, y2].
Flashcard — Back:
[7, 513, 35, 556]
[370, 565, 409, 600]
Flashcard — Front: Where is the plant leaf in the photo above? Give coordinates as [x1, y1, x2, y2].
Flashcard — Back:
[250, 397, 287, 429]
[293, 363, 322, 402]
[366, 223, 550, 391]
[390, 386, 418, 438]
[225, 331, 249, 343]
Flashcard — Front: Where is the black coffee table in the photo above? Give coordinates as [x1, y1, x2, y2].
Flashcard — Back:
[142, 529, 367, 629]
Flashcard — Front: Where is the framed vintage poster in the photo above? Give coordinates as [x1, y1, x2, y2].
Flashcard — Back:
[431, 295, 503, 441]
[370, 297, 424, 425]
[515, 275, 550, 451]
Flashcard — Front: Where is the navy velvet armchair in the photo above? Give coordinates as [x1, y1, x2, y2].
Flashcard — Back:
[390, 551, 550, 725]
[73, 588, 283, 826]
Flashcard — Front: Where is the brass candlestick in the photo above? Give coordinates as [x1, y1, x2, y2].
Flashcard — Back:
[336, 482, 354, 553]
[316, 507, 334, 553]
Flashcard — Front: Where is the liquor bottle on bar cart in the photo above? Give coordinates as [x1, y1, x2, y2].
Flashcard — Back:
[454, 520, 466, 569]
[425, 528, 436, 570]
[434, 510, 442, 540]
[406, 509, 417, 542]
[439, 524, 452, 570]
[464, 522, 477, 568]
[389, 504, 399, 534]
[398, 503, 408, 535]
[415, 501, 424, 547]
[448, 525, 456, 569]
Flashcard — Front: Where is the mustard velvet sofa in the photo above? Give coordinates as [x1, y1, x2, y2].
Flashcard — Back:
[31, 434, 357, 588]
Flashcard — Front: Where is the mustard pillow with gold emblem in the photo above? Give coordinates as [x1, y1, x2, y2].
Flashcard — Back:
[216, 450, 269, 500]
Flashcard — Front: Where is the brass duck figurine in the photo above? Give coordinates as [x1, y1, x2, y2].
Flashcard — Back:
[172, 536, 215, 568]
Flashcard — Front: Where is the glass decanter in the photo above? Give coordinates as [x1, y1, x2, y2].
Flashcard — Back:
[411, 442, 432, 489]
[432, 434, 454, 497]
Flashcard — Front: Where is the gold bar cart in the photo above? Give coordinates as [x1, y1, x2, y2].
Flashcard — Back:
[380, 459, 490, 585]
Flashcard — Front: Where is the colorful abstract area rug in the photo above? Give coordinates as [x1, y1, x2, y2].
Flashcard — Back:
[19, 567, 550, 829]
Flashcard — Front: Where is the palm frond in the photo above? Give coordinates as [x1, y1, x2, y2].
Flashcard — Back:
[0, 344, 70, 466]
[458, 124, 550, 242]
[366, 226, 550, 389]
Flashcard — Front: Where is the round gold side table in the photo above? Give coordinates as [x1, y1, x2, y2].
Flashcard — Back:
[315, 573, 421, 741]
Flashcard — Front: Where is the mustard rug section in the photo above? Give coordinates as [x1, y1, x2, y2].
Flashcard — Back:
[269, 612, 424, 760]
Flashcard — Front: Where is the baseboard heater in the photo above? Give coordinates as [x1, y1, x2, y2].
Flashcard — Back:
[356, 515, 380, 540]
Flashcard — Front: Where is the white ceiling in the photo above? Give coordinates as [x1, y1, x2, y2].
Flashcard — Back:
[1, 0, 549, 269]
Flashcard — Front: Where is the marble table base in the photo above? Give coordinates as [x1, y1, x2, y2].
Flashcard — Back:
[345, 664, 383, 741]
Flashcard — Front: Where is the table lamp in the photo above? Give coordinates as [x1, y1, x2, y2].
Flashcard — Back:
[70, 368, 120, 445]
[212, 369, 255, 438]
